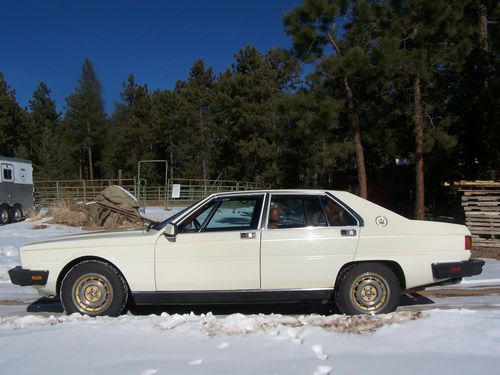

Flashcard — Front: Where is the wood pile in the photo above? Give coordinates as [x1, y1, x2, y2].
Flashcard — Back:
[456, 180, 500, 256]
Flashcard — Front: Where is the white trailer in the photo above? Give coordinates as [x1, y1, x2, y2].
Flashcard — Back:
[0, 156, 34, 225]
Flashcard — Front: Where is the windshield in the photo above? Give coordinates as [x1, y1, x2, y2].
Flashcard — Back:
[148, 203, 197, 231]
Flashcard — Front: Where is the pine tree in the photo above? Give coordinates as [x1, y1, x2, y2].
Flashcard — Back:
[104, 74, 152, 179]
[214, 46, 283, 183]
[29, 81, 70, 179]
[284, 0, 371, 197]
[150, 88, 189, 180]
[64, 59, 107, 179]
[0, 72, 30, 158]
[178, 60, 216, 180]
[453, 0, 500, 178]
[372, 0, 469, 218]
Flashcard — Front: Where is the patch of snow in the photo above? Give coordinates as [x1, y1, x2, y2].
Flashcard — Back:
[217, 342, 229, 349]
[314, 366, 332, 375]
[312, 344, 328, 360]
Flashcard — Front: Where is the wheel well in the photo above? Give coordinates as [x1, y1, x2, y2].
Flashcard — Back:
[335, 260, 406, 291]
[56, 256, 130, 296]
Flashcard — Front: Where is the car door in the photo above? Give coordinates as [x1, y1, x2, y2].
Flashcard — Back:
[155, 193, 265, 291]
[260, 193, 360, 289]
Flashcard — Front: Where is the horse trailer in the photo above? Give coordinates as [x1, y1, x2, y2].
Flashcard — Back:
[0, 156, 34, 225]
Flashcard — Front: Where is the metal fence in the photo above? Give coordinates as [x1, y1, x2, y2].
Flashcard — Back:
[34, 178, 267, 207]
[34, 179, 137, 205]
[163, 178, 267, 207]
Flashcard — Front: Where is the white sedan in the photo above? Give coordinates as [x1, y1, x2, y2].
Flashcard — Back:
[9, 190, 484, 316]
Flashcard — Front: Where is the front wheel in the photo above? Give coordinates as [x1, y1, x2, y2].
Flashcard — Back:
[60, 260, 128, 317]
[335, 263, 401, 315]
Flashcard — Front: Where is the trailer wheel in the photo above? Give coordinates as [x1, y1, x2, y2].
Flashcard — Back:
[11, 204, 23, 223]
[0, 204, 11, 225]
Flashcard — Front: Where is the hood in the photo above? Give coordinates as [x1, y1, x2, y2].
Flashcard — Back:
[21, 229, 151, 251]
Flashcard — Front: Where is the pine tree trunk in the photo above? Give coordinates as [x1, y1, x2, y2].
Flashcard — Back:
[169, 139, 174, 181]
[86, 119, 94, 180]
[200, 106, 209, 181]
[475, 0, 489, 53]
[344, 75, 368, 199]
[413, 75, 425, 220]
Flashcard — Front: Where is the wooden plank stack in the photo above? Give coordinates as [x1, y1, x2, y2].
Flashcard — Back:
[456, 180, 500, 256]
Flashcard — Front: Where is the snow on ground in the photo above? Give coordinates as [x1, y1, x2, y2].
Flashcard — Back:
[1, 211, 500, 374]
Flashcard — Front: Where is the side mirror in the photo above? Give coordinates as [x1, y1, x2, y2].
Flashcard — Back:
[164, 223, 178, 237]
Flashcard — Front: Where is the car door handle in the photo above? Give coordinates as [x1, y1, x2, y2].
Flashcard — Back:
[240, 232, 256, 239]
[341, 229, 357, 237]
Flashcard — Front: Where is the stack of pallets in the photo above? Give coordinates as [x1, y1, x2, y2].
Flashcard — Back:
[457, 181, 500, 256]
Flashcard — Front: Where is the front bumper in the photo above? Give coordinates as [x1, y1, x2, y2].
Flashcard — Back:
[432, 259, 485, 280]
[8, 266, 49, 286]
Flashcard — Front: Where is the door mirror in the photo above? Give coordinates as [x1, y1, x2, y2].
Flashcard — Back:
[164, 223, 178, 237]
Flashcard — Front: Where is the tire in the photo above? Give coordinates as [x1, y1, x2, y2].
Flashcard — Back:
[335, 263, 401, 315]
[11, 204, 23, 223]
[0, 204, 11, 225]
[60, 260, 128, 317]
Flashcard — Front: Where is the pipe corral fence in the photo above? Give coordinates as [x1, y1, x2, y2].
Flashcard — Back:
[34, 178, 268, 207]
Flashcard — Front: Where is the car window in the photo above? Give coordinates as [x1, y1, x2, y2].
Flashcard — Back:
[268, 195, 327, 229]
[321, 196, 358, 226]
[178, 200, 217, 233]
[204, 196, 264, 232]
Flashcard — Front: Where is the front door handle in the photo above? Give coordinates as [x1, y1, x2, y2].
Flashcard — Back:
[341, 229, 357, 237]
[241, 232, 256, 239]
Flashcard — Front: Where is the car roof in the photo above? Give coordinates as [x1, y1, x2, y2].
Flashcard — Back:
[211, 189, 344, 197]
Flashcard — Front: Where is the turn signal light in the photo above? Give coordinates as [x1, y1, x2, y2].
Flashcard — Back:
[31, 275, 43, 281]
[465, 235, 472, 250]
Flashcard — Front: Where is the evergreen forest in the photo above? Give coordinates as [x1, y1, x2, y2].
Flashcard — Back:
[0, 0, 499, 219]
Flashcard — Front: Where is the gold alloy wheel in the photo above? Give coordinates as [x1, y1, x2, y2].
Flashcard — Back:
[351, 273, 389, 313]
[72, 273, 114, 315]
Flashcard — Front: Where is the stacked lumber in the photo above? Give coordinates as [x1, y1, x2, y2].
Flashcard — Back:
[456, 180, 500, 254]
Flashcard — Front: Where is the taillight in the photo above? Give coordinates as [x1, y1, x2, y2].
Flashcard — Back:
[465, 235, 472, 250]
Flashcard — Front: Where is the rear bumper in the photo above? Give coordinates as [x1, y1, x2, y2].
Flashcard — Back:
[432, 259, 485, 280]
[8, 266, 49, 286]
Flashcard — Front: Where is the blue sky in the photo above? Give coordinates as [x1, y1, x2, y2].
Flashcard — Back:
[1, 0, 301, 114]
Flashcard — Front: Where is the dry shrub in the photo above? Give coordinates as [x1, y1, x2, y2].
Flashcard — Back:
[31, 224, 49, 230]
[47, 199, 144, 230]
[49, 200, 89, 227]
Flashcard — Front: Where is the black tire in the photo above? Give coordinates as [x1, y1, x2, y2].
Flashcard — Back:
[60, 260, 128, 317]
[335, 263, 401, 315]
[0, 204, 11, 225]
[11, 204, 23, 223]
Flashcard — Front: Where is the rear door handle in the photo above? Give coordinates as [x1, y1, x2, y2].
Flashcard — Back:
[241, 232, 256, 239]
[341, 229, 357, 236]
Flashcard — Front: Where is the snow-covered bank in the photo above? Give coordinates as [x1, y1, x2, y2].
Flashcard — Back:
[1, 309, 499, 374]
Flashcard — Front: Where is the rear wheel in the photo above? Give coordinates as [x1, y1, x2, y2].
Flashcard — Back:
[11, 204, 23, 223]
[60, 260, 128, 317]
[0, 204, 11, 225]
[336, 263, 401, 315]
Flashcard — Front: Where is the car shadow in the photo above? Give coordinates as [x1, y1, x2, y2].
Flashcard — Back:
[399, 292, 435, 307]
[25, 293, 435, 316]
[27, 296, 64, 313]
